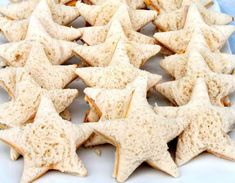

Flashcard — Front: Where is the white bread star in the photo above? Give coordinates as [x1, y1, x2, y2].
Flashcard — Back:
[78, 4, 156, 45]
[156, 50, 235, 106]
[74, 20, 160, 67]
[76, 40, 161, 89]
[0, 0, 81, 42]
[24, 43, 77, 89]
[154, 4, 235, 53]
[160, 29, 235, 79]
[0, 0, 79, 25]
[0, 94, 92, 183]
[76, 41, 161, 123]
[90, 76, 189, 182]
[0, 15, 76, 67]
[154, 79, 235, 165]
[0, 67, 77, 160]
[76, 0, 157, 29]
[154, 3, 233, 31]
[0, 68, 78, 128]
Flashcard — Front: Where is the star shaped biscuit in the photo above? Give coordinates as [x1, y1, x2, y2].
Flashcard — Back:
[79, 4, 156, 45]
[0, 15, 77, 67]
[156, 50, 235, 106]
[0, 43, 77, 90]
[76, 40, 161, 89]
[154, 78, 235, 165]
[0, 0, 79, 25]
[76, 0, 157, 29]
[154, 3, 233, 31]
[0, 94, 92, 183]
[89, 76, 189, 182]
[154, 3, 235, 53]
[74, 20, 160, 67]
[160, 29, 235, 79]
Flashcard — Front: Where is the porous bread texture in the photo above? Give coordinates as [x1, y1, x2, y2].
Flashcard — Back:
[89, 76, 189, 182]
[176, 109, 235, 165]
[154, 79, 235, 165]
[156, 50, 235, 106]
[83, 82, 134, 147]
[0, 68, 78, 128]
[153, 3, 235, 53]
[0, 17, 28, 42]
[76, 40, 161, 124]
[0, 95, 93, 183]
[0, 67, 16, 98]
[25, 42, 77, 90]
[76, 40, 161, 90]
[162, 51, 235, 79]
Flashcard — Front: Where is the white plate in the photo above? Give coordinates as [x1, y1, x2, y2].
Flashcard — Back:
[0, 0, 235, 182]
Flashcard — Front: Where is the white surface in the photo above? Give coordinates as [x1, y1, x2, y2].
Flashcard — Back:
[0, 0, 235, 182]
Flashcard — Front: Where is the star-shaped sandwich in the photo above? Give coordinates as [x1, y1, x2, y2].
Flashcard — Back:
[76, 41, 161, 123]
[160, 29, 235, 79]
[76, 0, 157, 29]
[154, 3, 233, 31]
[0, 15, 77, 67]
[78, 4, 156, 45]
[74, 19, 160, 67]
[156, 50, 235, 106]
[0, 0, 81, 42]
[4, 42, 77, 90]
[0, 68, 78, 129]
[0, 0, 79, 25]
[154, 78, 235, 165]
[144, 0, 212, 13]
[0, 94, 92, 183]
[89, 76, 189, 182]
[87, 0, 146, 9]
[154, 3, 235, 53]
[76, 40, 161, 89]
[84, 78, 139, 146]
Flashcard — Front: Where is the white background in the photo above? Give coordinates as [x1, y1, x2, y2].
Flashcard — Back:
[0, 0, 235, 182]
